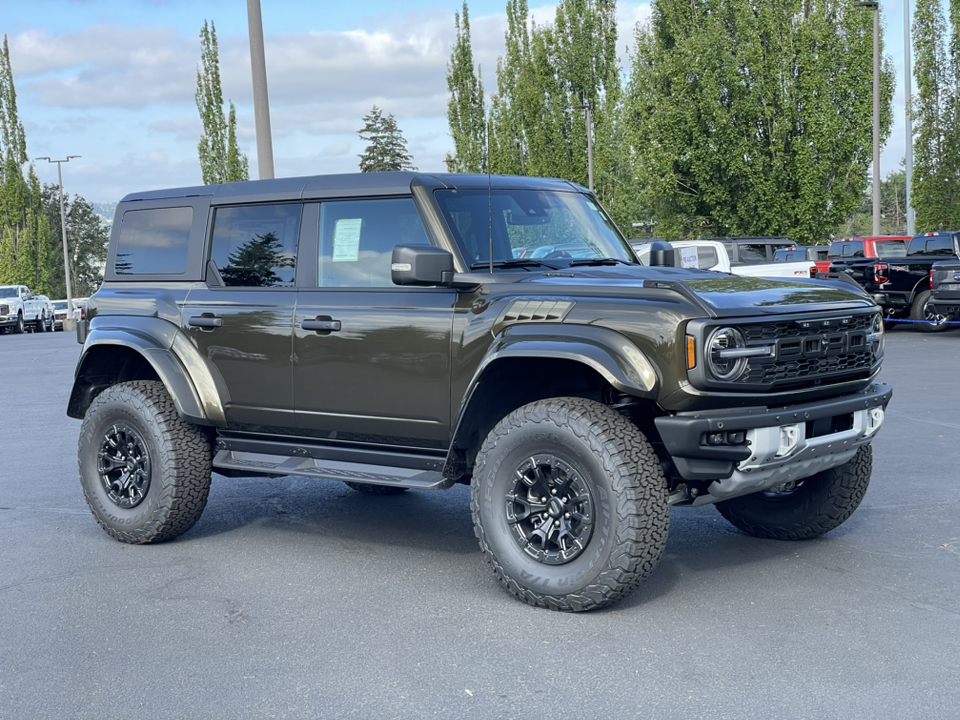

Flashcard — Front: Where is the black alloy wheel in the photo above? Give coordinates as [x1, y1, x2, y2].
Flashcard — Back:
[97, 422, 152, 508]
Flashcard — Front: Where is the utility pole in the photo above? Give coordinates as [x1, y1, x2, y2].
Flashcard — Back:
[36, 155, 80, 330]
[247, 0, 275, 179]
[855, 2, 881, 236]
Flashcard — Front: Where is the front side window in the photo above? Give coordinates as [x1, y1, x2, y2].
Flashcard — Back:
[318, 198, 429, 287]
[210, 204, 302, 287]
[115, 207, 193, 275]
[434, 189, 634, 267]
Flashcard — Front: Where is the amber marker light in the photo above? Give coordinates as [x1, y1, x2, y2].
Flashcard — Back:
[686, 335, 696, 370]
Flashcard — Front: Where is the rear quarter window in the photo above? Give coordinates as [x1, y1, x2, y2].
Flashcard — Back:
[115, 207, 193, 275]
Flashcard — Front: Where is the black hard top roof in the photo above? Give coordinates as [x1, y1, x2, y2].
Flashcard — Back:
[118, 172, 586, 205]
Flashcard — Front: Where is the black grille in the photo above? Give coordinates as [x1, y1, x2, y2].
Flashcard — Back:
[718, 312, 877, 390]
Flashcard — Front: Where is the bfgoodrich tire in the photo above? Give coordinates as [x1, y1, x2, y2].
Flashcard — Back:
[715, 446, 872, 541]
[471, 397, 670, 612]
[78, 380, 212, 544]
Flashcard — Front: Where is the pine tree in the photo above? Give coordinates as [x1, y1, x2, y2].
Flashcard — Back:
[357, 106, 417, 172]
[446, 2, 487, 173]
[196, 20, 250, 185]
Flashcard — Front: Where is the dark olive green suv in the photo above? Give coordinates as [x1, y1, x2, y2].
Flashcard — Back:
[69, 172, 891, 611]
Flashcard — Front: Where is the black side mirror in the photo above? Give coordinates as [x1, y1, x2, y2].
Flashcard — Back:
[648, 240, 676, 267]
[391, 245, 455, 286]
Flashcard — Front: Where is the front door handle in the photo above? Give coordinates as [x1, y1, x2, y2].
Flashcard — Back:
[187, 314, 223, 328]
[301, 318, 341, 333]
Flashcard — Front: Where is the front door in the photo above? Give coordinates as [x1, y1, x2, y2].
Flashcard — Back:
[293, 197, 455, 449]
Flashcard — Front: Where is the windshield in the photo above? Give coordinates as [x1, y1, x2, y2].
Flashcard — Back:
[0, 287, 18, 298]
[433, 188, 637, 268]
[53, 301, 68, 310]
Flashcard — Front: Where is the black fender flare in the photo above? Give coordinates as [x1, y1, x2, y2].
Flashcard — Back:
[446, 323, 660, 472]
[67, 316, 226, 426]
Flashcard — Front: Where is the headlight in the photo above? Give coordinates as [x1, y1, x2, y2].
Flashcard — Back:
[705, 327, 748, 381]
[868, 313, 884, 361]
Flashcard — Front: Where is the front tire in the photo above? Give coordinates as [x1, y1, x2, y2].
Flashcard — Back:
[79, 380, 212, 544]
[715, 446, 872, 540]
[471, 397, 670, 612]
[911, 290, 950, 332]
[14, 313, 23, 334]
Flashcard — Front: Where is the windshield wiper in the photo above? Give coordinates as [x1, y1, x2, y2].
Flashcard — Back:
[567, 257, 636, 267]
[469, 259, 561, 271]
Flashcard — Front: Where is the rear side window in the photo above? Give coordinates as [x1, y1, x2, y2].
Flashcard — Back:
[115, 207, 193, 275]
[738, 244, 767, 262]
[210, 204, 302, 287]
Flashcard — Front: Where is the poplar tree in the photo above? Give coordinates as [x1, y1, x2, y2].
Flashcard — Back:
[911, 0, 960, 231]
[357, 106, 417, 172]
[196, 21, 249, 185]
[628, 0, 894, 244]
[446, 2, 487, 173]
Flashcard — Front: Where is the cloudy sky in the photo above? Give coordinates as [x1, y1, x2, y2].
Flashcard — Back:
[4, 0, 913, 205]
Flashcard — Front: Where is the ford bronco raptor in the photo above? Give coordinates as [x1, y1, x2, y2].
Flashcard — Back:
[70, 173, 891, 611]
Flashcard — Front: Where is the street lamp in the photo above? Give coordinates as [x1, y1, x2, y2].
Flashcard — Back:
[855, 1, 881, 236]
[35, 155, 80, 330]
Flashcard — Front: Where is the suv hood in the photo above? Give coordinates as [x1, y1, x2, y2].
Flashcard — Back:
[509, 266, 874, 316]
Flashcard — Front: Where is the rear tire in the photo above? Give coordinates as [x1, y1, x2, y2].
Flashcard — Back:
[471, 397, 670, 612]
[715, 446, 872, 540]
[79, 380, 212, 544]
[911, 290, 950, 332]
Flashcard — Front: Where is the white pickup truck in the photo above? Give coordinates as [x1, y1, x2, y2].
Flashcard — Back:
[0, 284, 53, 334]
[632, 240, 815, 278]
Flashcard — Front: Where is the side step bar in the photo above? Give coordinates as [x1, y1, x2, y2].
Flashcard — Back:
[212, 449, 452, 490]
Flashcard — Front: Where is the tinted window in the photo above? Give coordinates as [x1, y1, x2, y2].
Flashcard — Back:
[210, 204, 302, 287]
[738, 244, 767, 262]
[115, 207, 193, 275]
[875, 241, 906, 258]
[841, 242, 864, 257]
[318, 198, 428, 287]
[925, 236, 955, 255]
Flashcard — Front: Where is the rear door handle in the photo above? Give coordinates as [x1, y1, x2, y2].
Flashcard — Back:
[301, 319, 341, 332]
[187, 315, 222, 328]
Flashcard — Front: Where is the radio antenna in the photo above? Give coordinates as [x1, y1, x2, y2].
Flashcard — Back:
[487, 127, 494, 274]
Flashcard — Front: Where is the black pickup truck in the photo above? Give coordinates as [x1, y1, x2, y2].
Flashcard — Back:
[927, 257, 960, 322]
[830, 231, 959, 331]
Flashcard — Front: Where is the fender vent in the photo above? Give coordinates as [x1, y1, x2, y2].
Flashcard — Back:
[502, 299, 574, 323]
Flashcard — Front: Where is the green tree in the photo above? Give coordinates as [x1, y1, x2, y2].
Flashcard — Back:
[196, 20, 250, 185]
[911, 0, 960, 231]
[357, 106, 417, 172]
[628, 0, 894, 244]
[838, 168, 909, 238]
[219, 232, 290, 287]
[42, 185, 109, 297]
[446, 2, 487, 173]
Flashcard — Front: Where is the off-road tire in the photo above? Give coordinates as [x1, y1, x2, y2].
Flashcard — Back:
[471, 397, 670, 612]
[715, 445, 872, 540]
[344, 482, 408, 495]
[78, 380, 212, 544]
[911, 290, 950, 332]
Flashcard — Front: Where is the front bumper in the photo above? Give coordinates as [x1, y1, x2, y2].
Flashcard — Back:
[654, 382, 892, 503]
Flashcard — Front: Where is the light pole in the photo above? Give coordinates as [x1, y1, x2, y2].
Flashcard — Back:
[903, 0, 916, 235]
[247, 0, 275, 179]
[855, 1, 881, 236]
[35, 155, 80, 330]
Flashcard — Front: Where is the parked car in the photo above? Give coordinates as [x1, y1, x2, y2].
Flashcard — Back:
[827, 233, 957, 331]
[70, 172, 890, 612]
[51, 299, 81, 331]
[632, 239, 815, 278]
[773, 246, 830, 274]
[33, 295, 55, 332]
[0, 284, 50, 334]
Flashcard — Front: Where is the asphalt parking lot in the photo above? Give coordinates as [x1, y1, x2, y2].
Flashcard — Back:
[1, 325, 958, 719]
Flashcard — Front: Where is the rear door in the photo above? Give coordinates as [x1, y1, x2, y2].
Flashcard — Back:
[180, 202, 302, 433]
